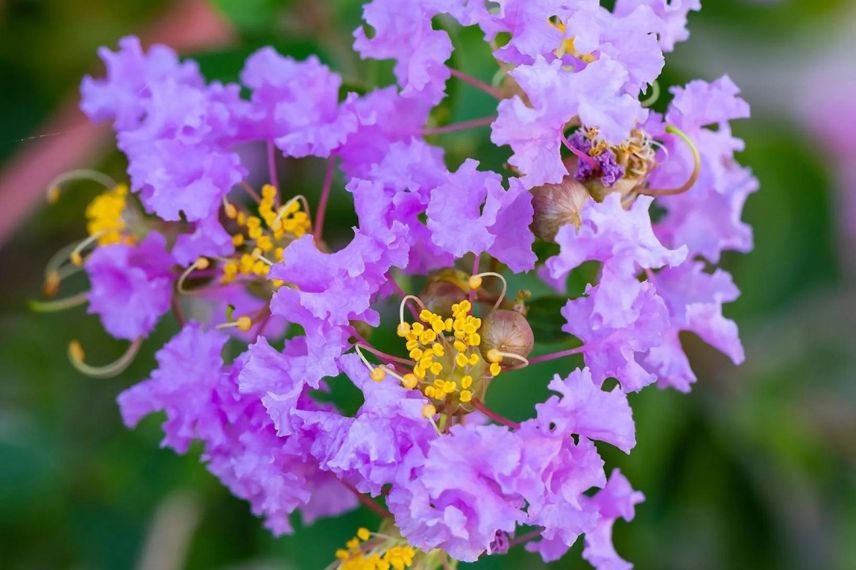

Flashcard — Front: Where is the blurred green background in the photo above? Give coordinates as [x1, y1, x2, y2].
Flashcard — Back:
[1, 1, 854, 569]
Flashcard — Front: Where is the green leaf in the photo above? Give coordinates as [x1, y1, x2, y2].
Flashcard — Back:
[526, 295, 570, 345]
[210, 0, 285, 34]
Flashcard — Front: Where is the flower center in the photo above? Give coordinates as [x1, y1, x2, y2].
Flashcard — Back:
[85, 184, 133, 246]
[220, 184, 311, 284]
[396, 300, 501, 407]
[334, 527, 417, 570]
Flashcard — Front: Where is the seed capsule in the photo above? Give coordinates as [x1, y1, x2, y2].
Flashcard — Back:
[480, 309, 535, 361]
[531, 177, 590, 241]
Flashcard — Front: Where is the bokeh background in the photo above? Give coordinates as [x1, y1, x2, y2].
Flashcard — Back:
[1, 1, 854, 569]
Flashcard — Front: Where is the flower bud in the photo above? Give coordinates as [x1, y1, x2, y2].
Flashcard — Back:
[480, 309, 534, 360]
[531, 177, 590, 241]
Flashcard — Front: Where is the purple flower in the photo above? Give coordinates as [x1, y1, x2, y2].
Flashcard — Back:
[511, 423, 605, 561]
[581, 470, 645, 570]
[317, 355, 438, 495]
[354, 0, 453, 105]
[241, 48, 358, 158]
[119, 324, 357, 535]
[83, 38, 249, 222]
[650, 76, 756, 262]
[348, 138, 455, 273]
[338, 88, 431, 178]
[615, 0, 702, 52]
[389, 424, 524, 562]
[562, 282, 670, 392]
[118, 323, 230, 452]
[171, 216, 234, 267]
[426, 160, 536, 271]
[645, 262, 745, 392]
[238, 333, 347, 436]
[535, 368, 636, 453]
[270, 228, 409, 331]
[85, 231, 174, 340]
[492, 57, 646, 188]
[547, 194, 686, 323]
[81, 36, 203, 131]
[470, 1, 664, 91]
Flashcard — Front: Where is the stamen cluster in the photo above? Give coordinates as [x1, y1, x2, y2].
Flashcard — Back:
[334, 528, 416, 570]
[396, 300, 498, 407]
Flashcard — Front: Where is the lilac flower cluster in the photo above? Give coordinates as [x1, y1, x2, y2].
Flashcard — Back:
[41, 1, 756, 568]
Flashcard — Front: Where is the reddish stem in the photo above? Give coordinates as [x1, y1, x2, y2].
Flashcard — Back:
[240, 182, 262, 204]
[388, 277, 420, 320]
[509, 529, 542, 549]
[171, 296, 186, 327]
[314, 156, 336, 242]
[350, 328, 415, 367]
[471, 399, 520, 430]
[343, 481, 392, 519]
[422, 116, 496, 136]
[527, 347, 584, 365]
[449, 68, 504, 100]
[267, 140, 278, 187]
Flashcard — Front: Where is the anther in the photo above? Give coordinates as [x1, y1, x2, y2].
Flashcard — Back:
[177, 257, 211, 295]
[223, 197, 238, 219]
[370, 367, 387, 382]
[216, 315, 253, 332]
[68, 337, 143, 379]
[422, 403, 437, 419]
[271, 195, 311, 231]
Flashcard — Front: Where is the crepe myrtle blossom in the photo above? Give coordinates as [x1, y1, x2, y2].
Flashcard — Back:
[35, 1, 759, 568]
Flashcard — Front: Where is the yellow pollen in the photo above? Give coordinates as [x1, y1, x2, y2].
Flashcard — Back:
[461, 375, 473, 389]
[455, 353, 469, 368]
[422, 404, 437, 419]
[468, 275, 483, 290]
[236, 316, 253, 332]
[356, 527, 371, 541]
[460, 390, 473, 403]
[85, 184, 128, 246]
[370, 367, 386, 382]
[486, 349, 503, 363]
[402, 374, 418, 390]
[397, 322, 411, 337]
[490, 362, 502, 377]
